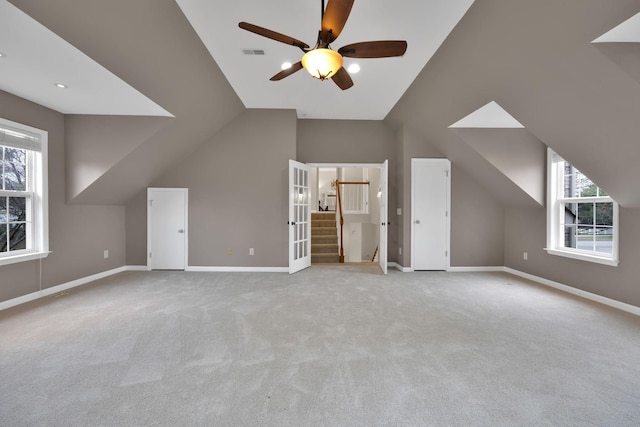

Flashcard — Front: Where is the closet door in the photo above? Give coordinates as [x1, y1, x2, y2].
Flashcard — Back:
[412, 159, 450, 270]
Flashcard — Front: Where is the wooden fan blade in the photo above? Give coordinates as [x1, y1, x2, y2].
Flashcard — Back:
[270, 61, 304, 81]
[321, 0, 354, 44]
[331, 67, 354, 90]
[338, 41, 408, 58]
[239, 22, 309, 50]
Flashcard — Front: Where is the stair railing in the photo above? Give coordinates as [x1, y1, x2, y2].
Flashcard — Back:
[334, 180, 370, 263]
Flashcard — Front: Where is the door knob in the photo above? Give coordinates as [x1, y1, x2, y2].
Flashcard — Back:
[178, 229, 184, 233]
[415, 220, 420, 224]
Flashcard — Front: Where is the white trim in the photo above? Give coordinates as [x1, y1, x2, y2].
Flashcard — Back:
[447, 266, 505, 273]
[0, 118, 49, 265]
[126, 265, 149, 271]
[2, 263, 637, 317]
[186, 266, 288, 273]
[0, 266, 127, 311]
[504, 267, 640, 316]
[546, 148, 619, 267]
[388, 262, 411, 272]
[0, 250, 50, 267]
[307, 162, 384, 169]
[544, 248, 620, 267]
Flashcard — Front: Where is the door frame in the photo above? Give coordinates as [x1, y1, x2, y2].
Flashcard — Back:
[410, 159, 451, 271]
[306, 162, 388, 273]
[147, 187, 189, 271]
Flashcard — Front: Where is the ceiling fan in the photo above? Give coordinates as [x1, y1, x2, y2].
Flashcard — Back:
[239, 0, 407, 90]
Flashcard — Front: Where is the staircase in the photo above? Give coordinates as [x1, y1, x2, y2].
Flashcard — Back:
[311, 212, 339, 263]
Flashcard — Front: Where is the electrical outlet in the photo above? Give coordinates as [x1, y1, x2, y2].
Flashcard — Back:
[397, 208, 402, 216]
[523, 252, 528, 260]
[103, 250, 109, 259]
[399, 247, 402, 255]
[249, 248, 254, 256]
[226, 248, 233, 256]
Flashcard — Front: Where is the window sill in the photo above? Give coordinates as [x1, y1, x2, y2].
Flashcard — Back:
[544, 248, 619, 267]
[0, 251, 50, 267]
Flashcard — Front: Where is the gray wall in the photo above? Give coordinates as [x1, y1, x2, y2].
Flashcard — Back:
[4, 90, 634, 309]
[396, 126, 504, 268]
[504, 207, 640, 307]
[397, 126, 444, 267]
[297, 119, 399, 263]
[126, 109, 297, 267]
[451, 166, 505, 267]
[65, 115, 170, 201]
[0, 91, 126, 303]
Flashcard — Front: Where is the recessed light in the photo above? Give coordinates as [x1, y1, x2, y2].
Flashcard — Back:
[281, 62, 292, 70]
[54, 83, 67, 89]
[347, 63, 360, 74]
[0, 52, 6, 58]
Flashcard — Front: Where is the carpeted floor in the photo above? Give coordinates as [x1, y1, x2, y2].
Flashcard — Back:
[1, 266, 639, 426]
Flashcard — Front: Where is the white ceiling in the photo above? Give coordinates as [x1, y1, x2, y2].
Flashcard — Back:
[592, 11, 640, 43]
[449, 101, 524, 128]
[175, 0, 475, 120]
[0, 0, 172, 117]
[0, 0, 474, 121]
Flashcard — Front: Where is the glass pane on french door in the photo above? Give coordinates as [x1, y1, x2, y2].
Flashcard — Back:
[293, 169, 308, 260]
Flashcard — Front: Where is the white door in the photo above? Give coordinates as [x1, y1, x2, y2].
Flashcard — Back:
[412, 159, 450, 270]
[289, 160, 311, 274]
[147, 188, 188, 270]
[379, 160, 388, 274]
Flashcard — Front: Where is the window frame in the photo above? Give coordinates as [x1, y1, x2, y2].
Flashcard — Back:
[546, 148, 619, 267]
[0, 118, 49, 267]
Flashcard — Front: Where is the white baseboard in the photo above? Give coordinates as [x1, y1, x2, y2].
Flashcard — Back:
[0, 266, 128, 311]
[447, 266, 505, 273]
[388, 262, 412, 272]
[3, 264, 637, 317]
[396, 264, 639, 316]
[391, 265, 504, 273]
[186, 266, 288, 273]
[126, 265, 148, 271]
[129, 265, 288, 273]
[504, 267, 640, 316]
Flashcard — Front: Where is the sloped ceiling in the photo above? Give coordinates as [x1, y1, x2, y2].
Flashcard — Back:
[7, 0, 245, 205]
[4, 0, 640, 208]
[387, 0, 640, 208]
[0, 1, 172, 117]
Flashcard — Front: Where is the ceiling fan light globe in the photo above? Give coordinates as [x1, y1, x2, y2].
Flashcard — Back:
[301, 48, 343, 80]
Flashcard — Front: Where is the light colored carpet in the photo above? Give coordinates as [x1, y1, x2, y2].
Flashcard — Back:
[1, 266, 639, 426]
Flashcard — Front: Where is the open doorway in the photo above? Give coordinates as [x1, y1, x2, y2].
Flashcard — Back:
[308, 163, 384, 266]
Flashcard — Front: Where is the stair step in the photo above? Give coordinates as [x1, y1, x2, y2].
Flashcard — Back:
[312, 227, 337, 235]
[312, 254, 340, 263]
[312, 220, 336, 227]
[311, 213, 335, 220]
[312, 243, 338, 254]
[311, 235, 338, 244]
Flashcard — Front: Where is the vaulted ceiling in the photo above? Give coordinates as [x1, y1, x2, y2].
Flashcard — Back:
[3, 0, 640, 207]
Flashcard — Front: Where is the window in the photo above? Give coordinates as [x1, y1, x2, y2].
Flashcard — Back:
[0, 118, 48, 266]
[546, 148, 618, 266]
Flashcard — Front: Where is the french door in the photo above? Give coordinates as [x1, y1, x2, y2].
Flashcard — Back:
[379, 160, 388, 274]
[288, 160, 311, 274]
